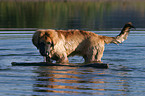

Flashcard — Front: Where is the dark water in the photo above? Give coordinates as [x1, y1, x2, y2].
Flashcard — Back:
[1, 0, 145, 30]
[1, 31, 145, 96]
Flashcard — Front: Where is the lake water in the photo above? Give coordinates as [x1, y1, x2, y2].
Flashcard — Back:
[1, 0, 145, 95]
[1, 0, 145, 30]
[0, 31, 145, 96]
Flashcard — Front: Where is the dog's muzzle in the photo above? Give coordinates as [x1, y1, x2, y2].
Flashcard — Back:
[39, 42, 51, 57]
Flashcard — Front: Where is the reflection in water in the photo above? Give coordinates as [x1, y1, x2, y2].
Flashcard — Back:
[33, 66, 131, 95]
[0, 0, 145, 30]
[33, 66, 105, 95]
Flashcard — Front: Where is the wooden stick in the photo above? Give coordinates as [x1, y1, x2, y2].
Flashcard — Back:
[11, 62, 109, 69]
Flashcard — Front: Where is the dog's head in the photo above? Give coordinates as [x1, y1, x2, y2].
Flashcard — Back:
[32, 29, 58, 57]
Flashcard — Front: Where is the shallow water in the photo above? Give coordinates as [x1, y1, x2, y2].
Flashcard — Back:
[0, 31, 145, 96]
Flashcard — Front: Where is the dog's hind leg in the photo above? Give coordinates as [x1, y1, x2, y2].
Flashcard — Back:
[83, 49, 96, 63]
[94, 47, 104, 63]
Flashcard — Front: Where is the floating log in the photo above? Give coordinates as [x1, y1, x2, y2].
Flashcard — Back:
[11, 62, 109, 69]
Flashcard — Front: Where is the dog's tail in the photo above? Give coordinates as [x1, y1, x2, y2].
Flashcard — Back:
[103, 22, 135, 44]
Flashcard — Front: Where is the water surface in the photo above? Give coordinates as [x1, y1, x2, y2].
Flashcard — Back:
[1, 0, 145, 30]
[0, 31, 145, 96]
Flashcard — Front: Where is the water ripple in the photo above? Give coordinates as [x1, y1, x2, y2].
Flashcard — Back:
[1, 32, 145, 96]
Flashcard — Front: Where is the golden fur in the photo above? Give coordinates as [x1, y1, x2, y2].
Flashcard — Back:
[32, 22, 134, 63]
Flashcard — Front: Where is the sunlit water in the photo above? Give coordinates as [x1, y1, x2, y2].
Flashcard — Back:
[0, 31, 145, 96]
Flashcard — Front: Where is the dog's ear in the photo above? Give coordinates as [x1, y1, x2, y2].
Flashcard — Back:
[45, 29, 59, 46]
[32, 30, 45, 49]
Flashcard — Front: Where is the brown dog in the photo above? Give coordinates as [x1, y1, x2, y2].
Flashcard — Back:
[32, 22, 135, 63]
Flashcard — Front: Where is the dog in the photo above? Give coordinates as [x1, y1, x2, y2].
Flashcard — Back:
[32, 22, 135, 63]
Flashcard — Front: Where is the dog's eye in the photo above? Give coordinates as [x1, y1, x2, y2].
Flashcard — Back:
[47, 42, 51, 44]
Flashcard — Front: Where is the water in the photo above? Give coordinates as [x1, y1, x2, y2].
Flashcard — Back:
[1, 0, 145, 95]
[0, 31, 145, 96]
[1, 0, 145, 30]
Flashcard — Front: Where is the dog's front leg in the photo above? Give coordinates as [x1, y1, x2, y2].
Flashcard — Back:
[56, 53, 69, 63]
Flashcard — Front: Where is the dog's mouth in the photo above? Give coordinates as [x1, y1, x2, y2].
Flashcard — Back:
[45, 50, 51, 62]
[44, 56, 52, 62]
[39, 42, 53, 62]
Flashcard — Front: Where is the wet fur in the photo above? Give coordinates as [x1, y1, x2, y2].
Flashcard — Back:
[32, 22, 134, 63]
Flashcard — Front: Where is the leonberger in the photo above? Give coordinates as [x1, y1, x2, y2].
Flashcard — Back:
[32, 22, 134, 63]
